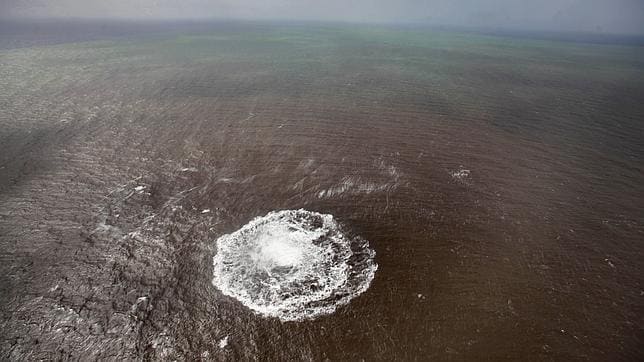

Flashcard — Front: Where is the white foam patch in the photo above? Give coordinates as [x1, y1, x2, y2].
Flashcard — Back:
[450, 167, 471, 182]
[218, 336, 229, 349]
[212, 209, 377, 321]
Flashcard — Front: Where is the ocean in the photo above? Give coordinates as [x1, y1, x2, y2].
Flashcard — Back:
[1, 20, 643, 360]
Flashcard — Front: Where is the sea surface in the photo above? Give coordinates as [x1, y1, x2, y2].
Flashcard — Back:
[1, 20, 643, 360]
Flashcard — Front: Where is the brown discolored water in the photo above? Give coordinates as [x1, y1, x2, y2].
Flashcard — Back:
[1, 20, 643, 360]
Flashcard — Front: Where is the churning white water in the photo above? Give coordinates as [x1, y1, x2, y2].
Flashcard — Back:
[212, 209, 377, 321]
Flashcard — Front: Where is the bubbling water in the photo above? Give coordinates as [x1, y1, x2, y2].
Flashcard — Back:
[212, 209, 377, 321]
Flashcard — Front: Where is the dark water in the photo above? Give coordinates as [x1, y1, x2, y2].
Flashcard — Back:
[1, 21, 643, 360]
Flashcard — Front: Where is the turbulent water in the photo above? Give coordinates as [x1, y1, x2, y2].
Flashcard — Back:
[1, 20, 643, 360]
[212, 209, 377, 321]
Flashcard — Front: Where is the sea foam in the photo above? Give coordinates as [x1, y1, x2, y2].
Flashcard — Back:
[212, 209, 377, 321]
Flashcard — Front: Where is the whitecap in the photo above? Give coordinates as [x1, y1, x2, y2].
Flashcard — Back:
[218, 336, 229, 349]
[450, 167, 471, 182]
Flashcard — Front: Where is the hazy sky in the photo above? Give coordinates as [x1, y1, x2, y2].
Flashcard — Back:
[2, 0, 644, 35]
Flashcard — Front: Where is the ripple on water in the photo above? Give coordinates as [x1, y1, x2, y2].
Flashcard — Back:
[212, 209, 377, 321]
